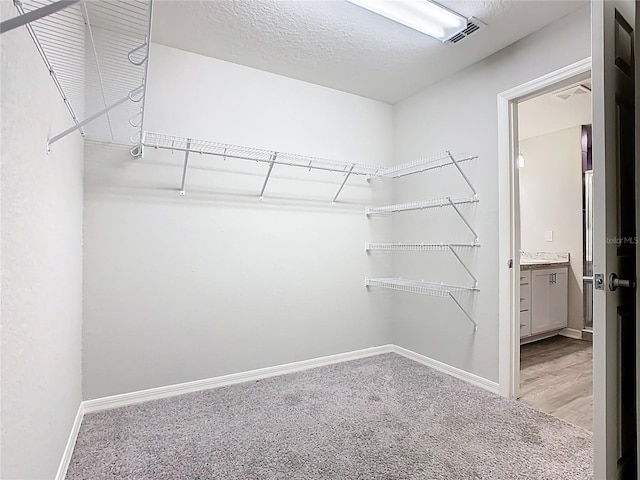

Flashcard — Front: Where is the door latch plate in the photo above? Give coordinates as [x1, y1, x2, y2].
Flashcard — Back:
[594, 273, 605, 290]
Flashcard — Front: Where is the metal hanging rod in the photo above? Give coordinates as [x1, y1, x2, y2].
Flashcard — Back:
[365, 277, 479, 330]
[365, 242, 480, 288]
[365, 196, 478, 215]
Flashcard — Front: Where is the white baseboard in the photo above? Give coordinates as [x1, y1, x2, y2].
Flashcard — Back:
[520, 330, 561, 345]
[55, 402, 85, 480]
[392, 345, 500, 394]
[83, 344, 394, 413]
[559, 327, 583, 340]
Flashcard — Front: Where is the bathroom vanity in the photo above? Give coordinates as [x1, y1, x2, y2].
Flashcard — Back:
[519, 253, 570, 341]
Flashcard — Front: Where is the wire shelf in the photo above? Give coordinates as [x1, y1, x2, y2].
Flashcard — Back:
[365, 242, 479, 251]
[143, 133, 476, 178]
[16, 0, 152, 147]
[383, 152, 477, 178]
[365, 196, 478, 215]
[365, 278, 477, 296]
[143, 132, 381, 176]
[365, 277, 479, 330]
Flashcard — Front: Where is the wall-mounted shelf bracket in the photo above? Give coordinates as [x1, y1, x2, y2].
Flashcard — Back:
[47, 90, 140, 148]
[447, 197, 479, 243]
[179, 139, 192, 196]
[260, 153, 278, 200]
[333, 164, 356, 205]
[448, 245, 478, 289]
[447, 292, 478, 332]
[1, 0, 79, 34]
[365, 277, 478, 331]
[447, 151, 478, 199]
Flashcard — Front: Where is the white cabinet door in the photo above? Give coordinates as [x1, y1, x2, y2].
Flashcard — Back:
[530, 267, 568, 335]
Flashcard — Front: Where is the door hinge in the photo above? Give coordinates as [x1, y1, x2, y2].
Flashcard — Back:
[508, 259, 513, 268]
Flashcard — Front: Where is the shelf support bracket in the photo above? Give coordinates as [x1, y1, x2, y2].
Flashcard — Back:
[179, 139, 191, 196]
[48, 90, 139, 146]
[447, 197, 479, 244]
[448, 246, 478, 289]
[2, 0, 80, 34]
[332, 164, 355, 205]
[448, 292, 478, 331]
[447, 151, 477, 199]
[260, 153, 277, 200]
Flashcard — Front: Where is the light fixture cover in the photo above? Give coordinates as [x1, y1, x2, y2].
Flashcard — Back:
[346, 0, 468, 41]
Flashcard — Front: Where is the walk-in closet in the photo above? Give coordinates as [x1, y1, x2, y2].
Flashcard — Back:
[2, 1, 635, 479]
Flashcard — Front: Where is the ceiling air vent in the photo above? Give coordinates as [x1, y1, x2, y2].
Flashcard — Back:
[552, 84, 592, 101]
[448, 17, 487, 44]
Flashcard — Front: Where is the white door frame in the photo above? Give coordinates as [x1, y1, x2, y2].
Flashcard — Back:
[497, 57, 592, 399]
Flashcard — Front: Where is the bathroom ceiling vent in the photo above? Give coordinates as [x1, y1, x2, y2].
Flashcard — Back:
[448, 17, 487, 44]
[552, 84, 591, 101]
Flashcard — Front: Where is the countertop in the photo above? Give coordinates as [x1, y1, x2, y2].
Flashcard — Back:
[520, 252, 570, 270]
[520, 260, 571, 270]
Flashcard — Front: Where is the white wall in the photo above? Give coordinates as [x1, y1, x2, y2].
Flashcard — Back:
[391, 5, 591, 382]
[82, 44, 394, 399]
[1, 3, 84, 478]
[519, 127, 584, 330]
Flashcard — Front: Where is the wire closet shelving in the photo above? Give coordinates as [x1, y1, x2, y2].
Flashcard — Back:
[364, 150, 480, 330]
[141, 132, 478, 203]
[365, 242, 480, 288]
[6, 0, 153, 153]
[365, 278, 479, 331]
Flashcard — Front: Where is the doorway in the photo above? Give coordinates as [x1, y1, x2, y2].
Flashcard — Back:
[497, 58, 592, 401]
[514, 84, 593, 430]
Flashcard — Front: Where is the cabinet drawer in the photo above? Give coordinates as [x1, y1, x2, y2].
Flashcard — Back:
[520, 310, 531, 338]
[519, 270, 531, 285]
[519, 284, 531, 312]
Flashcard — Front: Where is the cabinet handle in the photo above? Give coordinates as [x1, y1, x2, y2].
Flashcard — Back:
[520, 324, 526, 328]
[520, 297, 525, 301]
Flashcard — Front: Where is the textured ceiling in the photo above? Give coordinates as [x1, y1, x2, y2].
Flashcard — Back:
[151, 0, 587, 104]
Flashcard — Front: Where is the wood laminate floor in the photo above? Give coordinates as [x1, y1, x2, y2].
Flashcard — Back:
[519, 335, 593, 431]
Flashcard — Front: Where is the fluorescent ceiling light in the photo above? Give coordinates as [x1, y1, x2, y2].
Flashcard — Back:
[346, 0, 468, 42]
